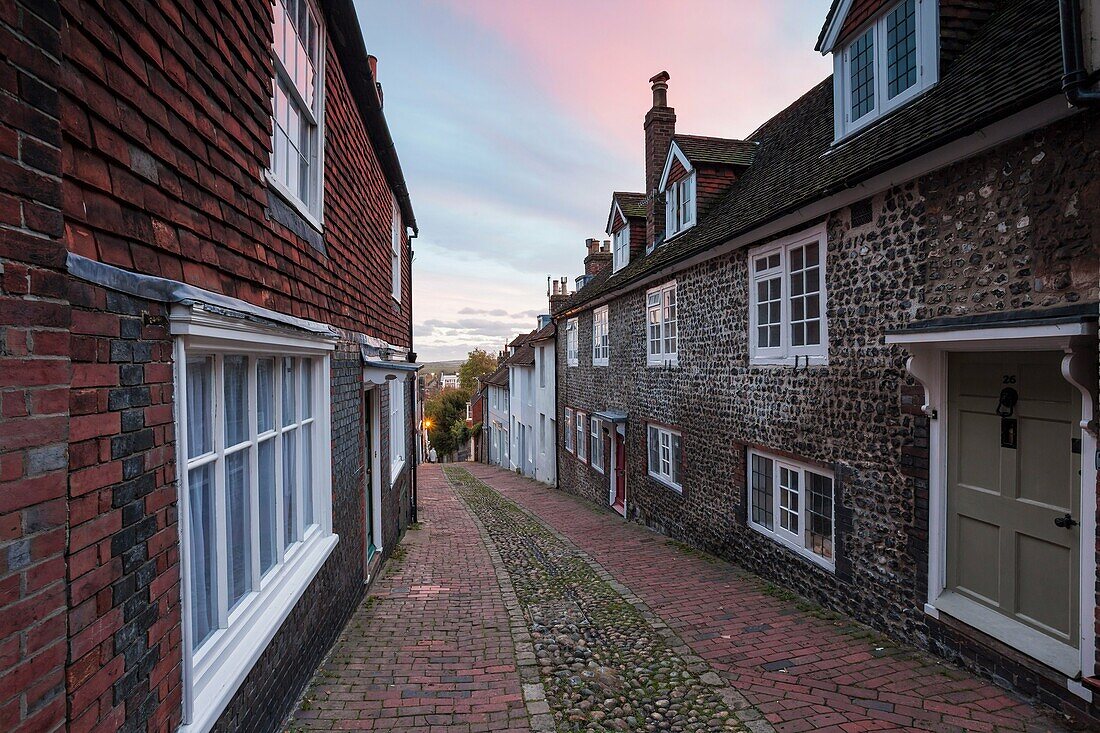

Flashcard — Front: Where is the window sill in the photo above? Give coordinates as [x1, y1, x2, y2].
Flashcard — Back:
[747, 520, 834, 572]
[646, 359, 679, 369]
[183, 530, 339, 733]
[592, 359, 608, 367]
[648, 472, 682, 494]
[749, 354, 828, 368]
[391, 458, 406, 486]
[266, 180, 325, 254]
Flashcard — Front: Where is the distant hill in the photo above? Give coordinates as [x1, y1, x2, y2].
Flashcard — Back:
[420, 360, 463, 376]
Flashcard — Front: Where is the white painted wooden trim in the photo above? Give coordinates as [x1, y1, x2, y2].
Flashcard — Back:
[169, 303, 337, 352]
[657, 140, 694, 193]
[819, 0, 856, 53]
[900, 322, 1098, 693]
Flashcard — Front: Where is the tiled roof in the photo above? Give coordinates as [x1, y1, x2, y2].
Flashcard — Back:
[614, 192, 647, 219]
[528, 321, 556, 342]
[816, 0, 844, 51]
[507, 331, 533, 348]
[556, 0, 1063, 316]
[507, 343, 536, 367]
[482, 363, 509, 387]
[674, 135, 758, 168]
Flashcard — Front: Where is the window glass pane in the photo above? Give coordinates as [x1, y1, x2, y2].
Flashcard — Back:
[648, 426, 659, 473]
[226, 451, 251, 609]
[849, 28, 875, 120]
[188, 463, 216, 649]
[887, 0, 917, 99]
[750, 454, 773, 530]
[806, 471, 834, 559]
[282, 357, 296, 426]
[259, 438, 277, 573]
[779, 466, 799, 534]
[283, 430, 298, 544]
[224, 356, 249, 447]
[302, 422, 314, 528]
[301, 359, 313, 418]
[788, 243, 822, 348]
[257, 358, 275, 433]
[187, 357, 214, 458]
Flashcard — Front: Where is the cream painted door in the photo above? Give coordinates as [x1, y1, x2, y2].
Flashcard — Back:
[947, 351, 1081, 650]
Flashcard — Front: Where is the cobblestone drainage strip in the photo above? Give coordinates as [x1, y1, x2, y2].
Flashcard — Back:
[444, 467, 773, 733]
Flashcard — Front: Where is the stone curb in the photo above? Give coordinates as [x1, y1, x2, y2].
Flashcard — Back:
[448, 466, 777, 733]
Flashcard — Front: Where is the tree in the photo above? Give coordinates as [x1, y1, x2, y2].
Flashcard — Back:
[424, 388, 471, 457]
[459, 348, 497, 392]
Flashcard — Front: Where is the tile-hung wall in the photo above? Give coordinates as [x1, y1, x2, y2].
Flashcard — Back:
[556, 111, 1100, 717]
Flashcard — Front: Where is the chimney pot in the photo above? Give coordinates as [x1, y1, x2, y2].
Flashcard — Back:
[649, 70, 670, 108]
[586, 238, 601, 255]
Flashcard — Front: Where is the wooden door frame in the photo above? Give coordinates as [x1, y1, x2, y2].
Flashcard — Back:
[364, 385, 384, 582]
[889, 321, 1097, 697]
[610, 425, 627, 516]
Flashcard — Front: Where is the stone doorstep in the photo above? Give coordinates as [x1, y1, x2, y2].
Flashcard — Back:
[444, 467, 775, 733]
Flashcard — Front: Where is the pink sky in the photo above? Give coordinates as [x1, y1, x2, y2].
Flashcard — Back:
[360, 0, 834, 360]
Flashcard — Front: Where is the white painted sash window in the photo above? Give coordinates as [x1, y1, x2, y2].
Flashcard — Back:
[269, 0, 325, 225]
[646, 281, 678, 367]
[612, 225, 630, 272]
[835, 0, 937, 139]
[664, 173, 696, 238]
[576, 411, 587, 463]
[647, 424, 682, 491]
[391, 196, 402, 302]
[389, 377, 406, 483]
[592, 306, 609, 366]
[590, 416, 603, 473]
[748, 449, 834, 569]
[566, 318, 579, 366]
[564, 408, 574, 453]
[749, 227, 828, 365]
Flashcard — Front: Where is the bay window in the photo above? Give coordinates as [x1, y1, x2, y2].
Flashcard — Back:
[749, 227, 828, 365]
[566, 318, 579, 366]
[646, 281, 678, 367]
[835, 0, 937, 139]
[592, 307, 609, 366]
[748, 449, 835, 569]
[173, 310, 336, 732]
[664, 173, 695, 238]
[269, 0, 325, 224]
[647, 424, 682, 492]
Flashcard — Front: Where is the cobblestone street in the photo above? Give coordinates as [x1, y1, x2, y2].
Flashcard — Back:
[290, 465, 1075, 732]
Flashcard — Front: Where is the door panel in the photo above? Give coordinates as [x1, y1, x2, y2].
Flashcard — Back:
[947, 351, 1079, 648]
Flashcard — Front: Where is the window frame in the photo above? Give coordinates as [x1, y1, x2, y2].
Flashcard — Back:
[591, 306, 609, 366]
[389, 377, 407, 484]
[590, 416, 603, 474]
[391, 195, 402, 303]
[612, 224, 631, 272]
[645, 281, 678, 367]
[267, 0, 327, 229]
[576, 411, 587, 463]
[746, 448, 836, 571]
[171, 308, 337, 733]
[566, 318, 579, 366]
[748, 226, 829, 366]
[833, 0, 938, 141]
[664, 172, 696, 239]
[646, 423, 682, 492]
[564, 407, 575, 453]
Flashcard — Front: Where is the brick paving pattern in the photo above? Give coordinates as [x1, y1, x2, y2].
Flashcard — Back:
[465, 464, 1075, 733]
[445, 466, 758, 732]
[288, 467, 530, 732]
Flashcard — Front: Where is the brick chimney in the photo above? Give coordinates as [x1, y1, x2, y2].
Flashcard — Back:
[584, 238, 612, 276]
[549, 276, 571, 313]
[644, 71, 675, 249]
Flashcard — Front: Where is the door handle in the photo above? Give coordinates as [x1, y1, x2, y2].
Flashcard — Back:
[1054, 513, 1078, 529]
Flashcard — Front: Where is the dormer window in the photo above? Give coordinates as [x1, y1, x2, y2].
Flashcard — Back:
[833, 0, 937, 140]
[664, 172, 695, 239]
[612, 225, 630, 272]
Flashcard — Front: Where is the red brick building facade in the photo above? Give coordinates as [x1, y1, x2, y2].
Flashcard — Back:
[0, 1, 418, 731]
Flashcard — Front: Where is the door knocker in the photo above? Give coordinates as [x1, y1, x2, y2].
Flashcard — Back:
[995, 387, 1018, 417]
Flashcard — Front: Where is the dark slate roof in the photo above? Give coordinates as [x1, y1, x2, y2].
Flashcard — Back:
[528, 321, 556, 342]
[816, 0, 844, 51]
[556, 266, 613, 313]
[507, 343, 536, 367]
[674, 135, 758, 168]
[615, 192, 647, 219]
[556, 0, 1064, 317]
[482, 363, 509, 387]
[507, 330, 533, 348]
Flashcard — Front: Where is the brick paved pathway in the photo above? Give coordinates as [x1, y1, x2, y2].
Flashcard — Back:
[288, 467, 530, 732]
[465, 463, 1075, 733]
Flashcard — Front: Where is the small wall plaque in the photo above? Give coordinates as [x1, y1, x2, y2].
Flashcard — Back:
[1000, 418, 1017, 449]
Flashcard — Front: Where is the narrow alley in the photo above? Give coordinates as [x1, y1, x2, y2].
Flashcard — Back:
[289, 465, 1072, 733]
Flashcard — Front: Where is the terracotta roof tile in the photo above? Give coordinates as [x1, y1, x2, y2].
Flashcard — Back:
[673, 135, 758, 167]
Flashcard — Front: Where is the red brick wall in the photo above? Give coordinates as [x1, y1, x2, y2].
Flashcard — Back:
[0, 2, 70, 731]
[694, 164, 738, 221]
[59, 0, 412, 348]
